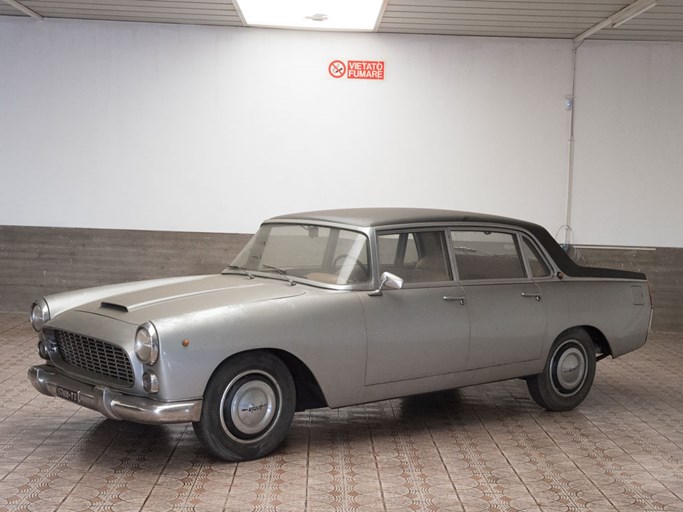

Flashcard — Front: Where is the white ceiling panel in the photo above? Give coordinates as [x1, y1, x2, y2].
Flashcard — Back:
[1, 0, 682, 41]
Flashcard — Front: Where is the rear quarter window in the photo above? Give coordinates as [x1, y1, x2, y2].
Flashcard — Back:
[522, 237, 552, 278]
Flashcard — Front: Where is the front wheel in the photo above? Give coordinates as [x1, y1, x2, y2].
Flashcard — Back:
[193, 351, 296, 461]
[527, 328, 596, 411]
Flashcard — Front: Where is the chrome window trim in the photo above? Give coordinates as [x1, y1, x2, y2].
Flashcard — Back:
[260, 220, 566, 288]
[451, 276, 538, 286]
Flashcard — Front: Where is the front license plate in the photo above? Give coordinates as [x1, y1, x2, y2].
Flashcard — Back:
[56, 385, 80, 404]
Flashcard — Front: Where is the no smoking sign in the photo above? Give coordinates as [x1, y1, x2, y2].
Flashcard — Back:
[328, 60, 346, 78]
[329, 59, 385, 80]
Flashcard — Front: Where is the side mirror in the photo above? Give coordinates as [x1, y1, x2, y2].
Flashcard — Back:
[369, 271, 404, 296]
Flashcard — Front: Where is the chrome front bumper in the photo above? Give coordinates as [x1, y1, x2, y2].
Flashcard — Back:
[28, 364, 202, 424]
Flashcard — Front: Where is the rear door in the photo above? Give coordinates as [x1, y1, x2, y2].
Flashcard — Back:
[450, 229, 548, 370]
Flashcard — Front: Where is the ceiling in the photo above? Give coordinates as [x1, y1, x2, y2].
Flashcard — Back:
[2, 0, 683, 42]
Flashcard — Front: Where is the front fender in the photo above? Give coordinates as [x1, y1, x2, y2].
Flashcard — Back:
[151, 290, 367, 407]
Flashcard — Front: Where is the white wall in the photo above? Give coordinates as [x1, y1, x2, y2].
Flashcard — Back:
[572, 41, 683, 247]
[0, 17, 571, 235]
[1, 17, 682, 246]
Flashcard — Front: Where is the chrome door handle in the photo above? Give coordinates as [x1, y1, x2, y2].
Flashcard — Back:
[443, 296, 466, 305]
[521, 292, 542, 301]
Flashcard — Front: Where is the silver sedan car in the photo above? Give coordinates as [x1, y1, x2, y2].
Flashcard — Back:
[29, 208, 652, 461]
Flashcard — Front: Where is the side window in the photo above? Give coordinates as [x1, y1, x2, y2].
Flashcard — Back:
[451, 231, 526, 280]
[377, 230, 451, 283]
[522, 238, 551, 278]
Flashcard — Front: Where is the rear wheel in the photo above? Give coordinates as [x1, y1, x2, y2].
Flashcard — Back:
[527, 328, 596, 411]
[193, 351, 296, 461]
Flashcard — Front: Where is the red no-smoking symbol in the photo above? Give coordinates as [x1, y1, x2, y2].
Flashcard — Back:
[328, 60, 346, 78]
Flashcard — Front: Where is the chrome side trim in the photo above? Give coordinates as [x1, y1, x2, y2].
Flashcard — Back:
[28, 364, 202, 424]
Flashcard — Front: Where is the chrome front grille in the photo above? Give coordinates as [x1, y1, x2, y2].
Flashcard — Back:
[54, 330, 134, 386]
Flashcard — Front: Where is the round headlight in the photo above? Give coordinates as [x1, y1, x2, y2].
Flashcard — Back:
[135, 322, 159, 365]
[30, 300, 50, 332]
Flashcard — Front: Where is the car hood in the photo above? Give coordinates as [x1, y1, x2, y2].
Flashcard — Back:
[75, 274, 306, 325]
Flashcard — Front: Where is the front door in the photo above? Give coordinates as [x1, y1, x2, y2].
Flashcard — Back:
[360, 285, 470, 385]
[361, 229, 470, 385]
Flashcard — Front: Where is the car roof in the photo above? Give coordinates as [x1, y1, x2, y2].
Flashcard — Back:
[268, 207, 523, 229]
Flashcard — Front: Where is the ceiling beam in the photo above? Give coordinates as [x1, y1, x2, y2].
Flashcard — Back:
[574, 0, 658, 45]
[2, 0, 43, 19]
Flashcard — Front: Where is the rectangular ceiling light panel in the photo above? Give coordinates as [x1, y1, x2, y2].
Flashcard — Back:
[235, 0, 384, 31]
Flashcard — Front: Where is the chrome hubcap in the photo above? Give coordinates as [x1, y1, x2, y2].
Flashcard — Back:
[556, 347, 585, 390]
[551, 340, 588, 396]
[230, 380, 277, 436]
[219, 370, 281, 444]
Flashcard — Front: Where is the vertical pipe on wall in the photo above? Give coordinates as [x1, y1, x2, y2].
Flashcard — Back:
[563, 42, 582, 247]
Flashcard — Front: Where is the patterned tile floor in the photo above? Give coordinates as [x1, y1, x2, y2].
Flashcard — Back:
[1, 312, 682, 512]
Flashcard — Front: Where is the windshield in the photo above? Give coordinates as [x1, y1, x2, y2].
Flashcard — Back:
[229, 224, 370, 286]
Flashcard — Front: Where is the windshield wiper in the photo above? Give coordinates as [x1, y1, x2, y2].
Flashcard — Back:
[222, 265, 255, 279]
[260, 265, 296, 286]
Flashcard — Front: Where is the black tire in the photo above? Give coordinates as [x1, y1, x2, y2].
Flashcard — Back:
[527, 328, 596, 411]
[193, 351, 296, 461]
